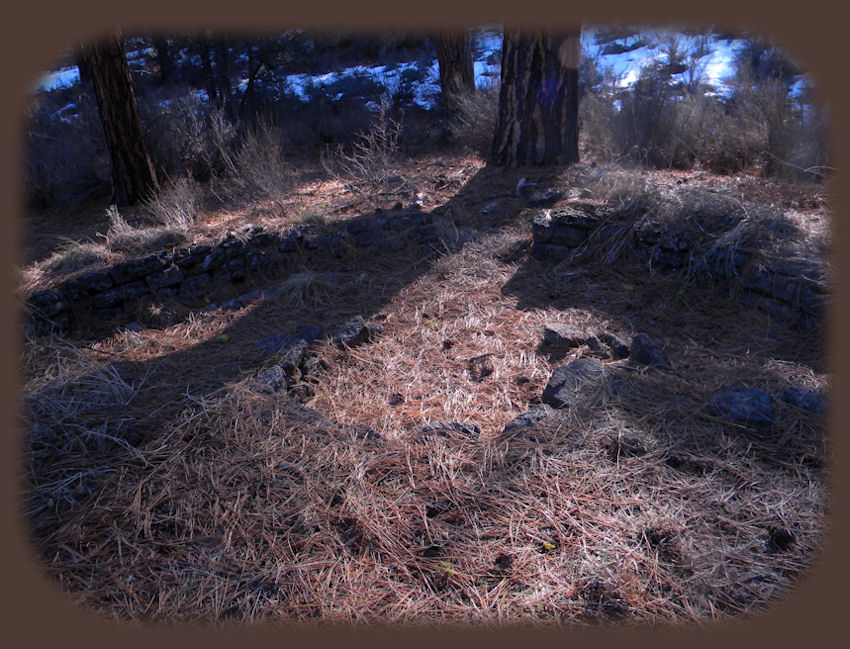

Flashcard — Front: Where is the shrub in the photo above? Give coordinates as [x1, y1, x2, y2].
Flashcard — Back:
[144, 176, 200, 230]
[321, 100, 407, 208]
[448, 84, 500, 155]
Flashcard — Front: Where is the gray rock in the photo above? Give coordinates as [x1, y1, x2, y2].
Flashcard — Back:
[542, 358, 607, 409]
[144, 265, 184, 291]
[598, 332, 630, 359]
[502, 404, 555, 434]
[710, 386, 775, 429]
[65, 269, 115, 300]
[629, 333, 672, 369]
[775, 388, 827, 415]
[542, 323, 586, 348]
[179, 273, 213, 301]
[333, 316, 382, 348]
[27, 290, 68, 318]
[255, 334, 310, 376]
[110, 254, 169, 284]
[531, 242, 572, 261]
[255, 365, 290, 394]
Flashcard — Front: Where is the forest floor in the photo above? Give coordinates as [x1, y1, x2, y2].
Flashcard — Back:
[17, 151, 832, 627]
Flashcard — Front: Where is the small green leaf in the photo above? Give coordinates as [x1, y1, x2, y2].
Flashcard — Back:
[424, 318, 437, 327]
[542, 541, 557, 552]
[622, 284, 634, 292]
[216, 334, 230, 343]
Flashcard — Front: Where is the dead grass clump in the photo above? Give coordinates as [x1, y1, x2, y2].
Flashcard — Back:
[37, 238, 113, 276]
[144, 175, 201, 230]
[217, 118, 292, 210]
[101, 205, 187, 254]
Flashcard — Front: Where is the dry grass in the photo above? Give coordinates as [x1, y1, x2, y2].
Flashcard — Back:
[18, 155, 830, 627]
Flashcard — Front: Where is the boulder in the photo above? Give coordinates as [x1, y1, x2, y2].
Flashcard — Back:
[775, 387, 827, 415]
[333, 316, 382, 348]
[598, 332, 630, 359]
[542, 323, 586, 348]
[629, 333, 671, 369]
[541, 357, 607, 409]
[710, 386, 775, 429]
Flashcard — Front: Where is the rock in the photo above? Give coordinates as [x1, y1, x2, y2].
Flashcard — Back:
[598, 332, 630, 359]
[629, 333, 672, 369]
[775, 387, 827, 415]
[144, 264, 184, 291]
[110, 254, 168, 284]
[413, 422, 480, 443]
[27, 290, 68, 318]
[255, 365, 290, 394]
[542, 323, 586, 348]
[65, 269, 115, 300]
[179, 273, 213, 301]
[255, 334, 310, 376]
[531, 242, 572, 261]
[532, 211, 590, 247]
[468, 354, 494, 381]
[541, 358, 607, 409]
[333, 316, 382, 348]
[710, 386, 775, 429]
[502, 404, 555, 434]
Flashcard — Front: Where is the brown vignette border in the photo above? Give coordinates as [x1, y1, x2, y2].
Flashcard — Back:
[1, 0, 845, 646]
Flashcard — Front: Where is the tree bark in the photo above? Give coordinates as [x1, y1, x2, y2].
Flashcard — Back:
[80, 29, 159, 205]
[434, 29, 475, 118]
[152, 36, 174, 86]
[490, 28, 580, 167]
[213, 37, 235, 120]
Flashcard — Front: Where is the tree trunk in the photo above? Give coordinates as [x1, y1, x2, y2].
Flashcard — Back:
[80, 30, 159, 205]
[152, 36, 174, 86]
[434, 29, 475, 118]
[213, 37, 235, 120]
[198, 36, 218, 107]
[490, 28, 580, 167]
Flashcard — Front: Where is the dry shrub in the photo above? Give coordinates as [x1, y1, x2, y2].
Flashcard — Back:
[213, 118, 292, 209]
[321, 100, 407, 208]
[449, 85, 500, 154]
[144, 176, 201, 230]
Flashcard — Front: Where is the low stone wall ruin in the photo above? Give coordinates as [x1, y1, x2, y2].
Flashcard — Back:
[531, 206, 828, 329]
[24, 209, 440, 336]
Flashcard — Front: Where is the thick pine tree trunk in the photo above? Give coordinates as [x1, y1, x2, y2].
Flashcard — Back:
[81, 30, 159, 205]
[434, 29, 475, 118]
[490, 28, 580, 167]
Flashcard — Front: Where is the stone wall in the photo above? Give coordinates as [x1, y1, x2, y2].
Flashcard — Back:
[25, 209, 440, 336]
[531, 206, 828, 329]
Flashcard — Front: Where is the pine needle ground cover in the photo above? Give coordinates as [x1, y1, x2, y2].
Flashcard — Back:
[19, 155, 831, 627]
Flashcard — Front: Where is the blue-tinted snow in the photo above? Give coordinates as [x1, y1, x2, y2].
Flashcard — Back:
[32, 27, 812, 111]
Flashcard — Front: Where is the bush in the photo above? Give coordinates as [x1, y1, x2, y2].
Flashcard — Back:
[321, 100, 407, 208]
[449, 84, 500, 155]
